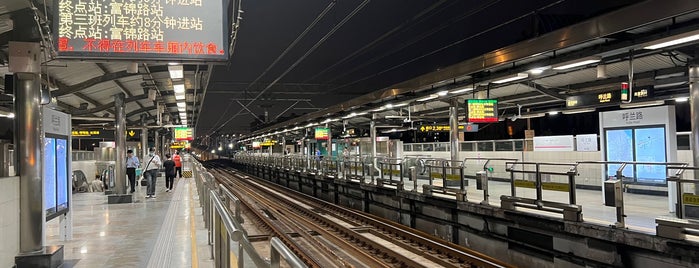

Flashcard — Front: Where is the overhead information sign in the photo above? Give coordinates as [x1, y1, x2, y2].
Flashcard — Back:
[72, 128, 141, 141]
[418, 125, 465, 132]
[170, 141, 187, 149]
[174, 127, 193, 141]
[315, 127, 329, 140]
[566, 87, 654, 108]
[54, 0, 229, 61]
[467, 99, 498, 123]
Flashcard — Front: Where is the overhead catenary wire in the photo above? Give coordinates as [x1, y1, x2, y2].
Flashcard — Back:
[206, 0, 337, 134]
[210, 0, 371, 135]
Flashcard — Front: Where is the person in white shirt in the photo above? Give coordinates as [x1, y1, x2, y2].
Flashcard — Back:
[143, 148, 162, 198]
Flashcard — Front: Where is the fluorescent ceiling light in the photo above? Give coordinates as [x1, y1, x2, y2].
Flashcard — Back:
[552, 56, 601, 70]
[437, 90, 449, 96]
[519, 112, 545, 119]
[547, 111, 559, 115]
[178, 107, 186, 113]
[675, 97, 689, 102]
[417, 94, 438, 102]
[168, 65, 184, 79]
[372, 107, 385, 112]
[175, 92, 185, 100]
[384, 104, 393, 109]
[173, 83, 185, 94]
[492, 73, 528, 84]
[529, 67, 549, 75]
[177, 102, 186, 108]
[562, 108, 596, 115]
[393, 103, 408, 107]
[643, 30, 699, 50]
[450, 87, 473, 94]
[619, 100, 665, 109]
[343, 112, 357, 119]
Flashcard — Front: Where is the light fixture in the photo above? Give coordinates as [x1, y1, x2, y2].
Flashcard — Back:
[552, 56, 601, 70]
[519, 112, 546, 119]
[643, 29, 699, 50]
[177, 102, 186, 108]
[547, 111, 559, 116]
[211, 150, 216, 153]
[384, 104, 393, 109]
[492, 73, 528, 84]
[417, 94, 438, 102]
[450, 87, 473, 94]
[437, 90, 449, 96]
[168, 65, 184, 79]
[173, 83, 185, 94]
[529, 67, 549, 75]
[675, 97, 689, 102]
[562, 108, 596, 115]
[7, 113, 14, 118]
[619, 100, 665, 109]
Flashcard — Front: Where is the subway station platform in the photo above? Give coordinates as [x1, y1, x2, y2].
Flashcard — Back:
[46, 178, 212, 268]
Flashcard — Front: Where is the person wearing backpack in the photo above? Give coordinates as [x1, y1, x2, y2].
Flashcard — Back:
[143, 148, 162, 199]
[173, 151, 183, 178]
[163, 153, 176, 192]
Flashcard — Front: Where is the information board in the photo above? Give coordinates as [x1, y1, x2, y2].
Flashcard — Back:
[467, 99, 498, 123]
[44, 138, 57, 216]
[315, 127, 329, 140]
[252, 141, 261, 149]
[174, 127, 193, 141]
[418, 125, 465, 132]
[533, 135, 575, 151]
[575, 134, 598, 152]
[54, 0, 230, 61]
[634, 127, 667, 183]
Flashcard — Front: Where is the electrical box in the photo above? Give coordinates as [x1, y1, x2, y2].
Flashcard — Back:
[476, 171, 488, 191]
[604, 180, 622, 207]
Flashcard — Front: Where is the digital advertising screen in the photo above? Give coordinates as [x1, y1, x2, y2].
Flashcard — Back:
[315, 127, 330, 140]
[44, 138, 57, 215]
[605, 129, 634, 178]
[467, 99, 498, 123]
[634, 127, 666, 183]
[56, 139, 69, 212]
[53, 0, 230, 61]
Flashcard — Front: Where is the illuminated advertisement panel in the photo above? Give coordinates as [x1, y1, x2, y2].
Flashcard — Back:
[634, 127, 666, 183]
[44, 138, 57, 216]
[174, 127, 193, 141]
[315, 127, 329, 140]
[467, 99, 498, 123]
[54, 0, 230, 61]
[252, 141, 261, 149]
[605, 129, 634, 179]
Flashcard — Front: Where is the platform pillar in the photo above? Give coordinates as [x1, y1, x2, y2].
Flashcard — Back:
[449, 98, 459, 163]
[114, 93, 127, 195]
[11, 42, 44, 253]
[326, 123, 332, 159]
[689, 63, 699, 193]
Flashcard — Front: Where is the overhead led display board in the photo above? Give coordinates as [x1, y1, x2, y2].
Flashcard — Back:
[315, 127, 329, 140]
[566, 87, 654, 108]
[174, 127, 193, 141]
[467, 99, 498, 123]
[418, 125, 465, 132]
[54, 0, 230, 61]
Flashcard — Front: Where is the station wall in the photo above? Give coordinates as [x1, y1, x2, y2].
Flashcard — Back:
[0, 176, 19, 268]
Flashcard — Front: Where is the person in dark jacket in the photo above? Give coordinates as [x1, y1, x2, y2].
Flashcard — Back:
[163, 153, 176, 192]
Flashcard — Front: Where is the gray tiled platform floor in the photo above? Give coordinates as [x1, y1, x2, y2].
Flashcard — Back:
[46, 178, 213, 268]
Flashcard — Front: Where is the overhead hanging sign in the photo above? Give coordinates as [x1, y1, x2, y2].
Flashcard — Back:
[566, 87, 654, 108]
[174, 127, 193, 141]
[467, 99, 498, 123]
[170, 141, 187, 149]
[418, 125, 465, 132]
[53, 0, 230, 61]
[71, 128, 141, 141]
[315, 127, 329, 140]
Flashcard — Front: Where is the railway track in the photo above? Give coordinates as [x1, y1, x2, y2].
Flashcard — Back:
[204, 162, 512, 268]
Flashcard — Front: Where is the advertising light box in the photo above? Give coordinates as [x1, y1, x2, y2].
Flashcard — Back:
[467, 99, 498, 123]
[54, 0, 230, 61]
[174, 127, 193, 141]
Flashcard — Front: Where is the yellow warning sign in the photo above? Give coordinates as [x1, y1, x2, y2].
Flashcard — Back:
[514, 180, 535, 189]
[542, 182, 570, 192]
[446, 174, 461, 180]
[683, 193, 699, 206]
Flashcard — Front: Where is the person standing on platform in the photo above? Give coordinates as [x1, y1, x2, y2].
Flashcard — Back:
[126, 149, 140, 193]
[173, 151, 183, 178]
[143, 148, 162, 199]
[163, 153, 176, 192]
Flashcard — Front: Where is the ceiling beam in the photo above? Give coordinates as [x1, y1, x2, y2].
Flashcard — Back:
[72, 94, 149, 115]
[522, 82, 566, 100]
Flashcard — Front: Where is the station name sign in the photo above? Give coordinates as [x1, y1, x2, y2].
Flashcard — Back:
[54, 0, 229, 61]
[566, 87, 654, 108]
[467, 99, 498, 123]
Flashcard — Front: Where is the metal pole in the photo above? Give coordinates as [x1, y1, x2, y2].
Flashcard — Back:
[141, 128, 148, 162]
[326, 123, 332, 160]
[114, 93, 127, 194]
[370, 115, 378, 179]
[449, 98, 459, 163]
[689, 63, 699, 194]
[12, 41, 43, 253]
[154, 131, 159, 157]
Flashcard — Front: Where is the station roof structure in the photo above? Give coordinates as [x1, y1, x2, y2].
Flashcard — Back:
[0, 0, 697, 141]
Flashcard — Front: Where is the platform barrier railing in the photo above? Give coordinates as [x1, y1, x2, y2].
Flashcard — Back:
[378, 158, 404, 189]
[463, 158, 518, 205]
[422, 159, 469, 201]
[193, 159, 307, 268]
[575, 161, 686, 228]
[502, 161, 582, 222]
[343, 156, 365, 182]
[655, 165, 699, 240]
